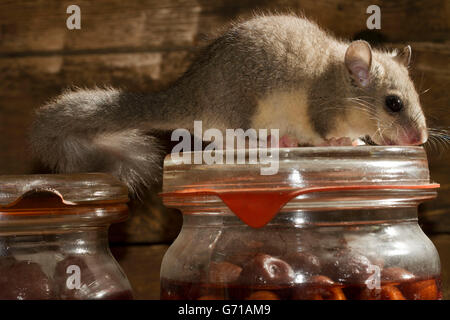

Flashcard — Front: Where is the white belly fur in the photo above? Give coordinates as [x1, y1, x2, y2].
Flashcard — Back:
[251, 88, 323, 145]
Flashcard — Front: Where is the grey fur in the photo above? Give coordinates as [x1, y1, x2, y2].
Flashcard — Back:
[30, 14, 427, 193]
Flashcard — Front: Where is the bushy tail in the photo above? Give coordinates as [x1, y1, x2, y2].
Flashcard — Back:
[30, 87, 166, 195]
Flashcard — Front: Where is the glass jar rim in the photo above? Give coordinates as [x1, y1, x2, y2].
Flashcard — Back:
[0, 173, 129, 208]
[160, 146, 438, 228]
[0, 173, 129, 228]
[162, 146, 436, 193]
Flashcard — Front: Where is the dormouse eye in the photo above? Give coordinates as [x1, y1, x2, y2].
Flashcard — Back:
[385, 95, 403, 112]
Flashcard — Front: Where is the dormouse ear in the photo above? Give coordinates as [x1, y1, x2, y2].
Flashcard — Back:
[345, 40, 372, 87]
[394, 45, 412, 67]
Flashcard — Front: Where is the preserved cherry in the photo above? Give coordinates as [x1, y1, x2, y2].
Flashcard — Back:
[284, 251, 321, 275]
[239, 253, 295, 286]
[209, 261, 242, 283]
[0, 257, 55, 300]
[161, 249, 442, 300]
[323, 250, 375, 283]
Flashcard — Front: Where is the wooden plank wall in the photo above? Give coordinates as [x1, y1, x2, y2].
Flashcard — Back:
[0, 0, 449, 299]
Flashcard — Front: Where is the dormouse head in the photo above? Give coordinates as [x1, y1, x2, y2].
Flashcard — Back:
[343, 40, 427, 145]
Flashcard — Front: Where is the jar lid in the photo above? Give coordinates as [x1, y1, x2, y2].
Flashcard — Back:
[162, 146, 436, 192]
[161, 146, 439, 228]
[0, 173, 129, 208]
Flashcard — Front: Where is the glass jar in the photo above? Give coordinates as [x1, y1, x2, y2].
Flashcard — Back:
[160, 146, 441, 300]
[0, 173, 133, 300]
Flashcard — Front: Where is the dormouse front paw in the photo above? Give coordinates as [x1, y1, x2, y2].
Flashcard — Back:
[318, 137, 354, 146]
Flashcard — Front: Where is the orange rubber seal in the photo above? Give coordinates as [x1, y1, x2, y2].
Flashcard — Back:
[160, 184, 440, 228]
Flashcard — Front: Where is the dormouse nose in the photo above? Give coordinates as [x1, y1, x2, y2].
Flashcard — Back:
[398, 127, 428, 145]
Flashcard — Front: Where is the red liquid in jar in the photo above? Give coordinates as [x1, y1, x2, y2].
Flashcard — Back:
[160, 276, 442, 300]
